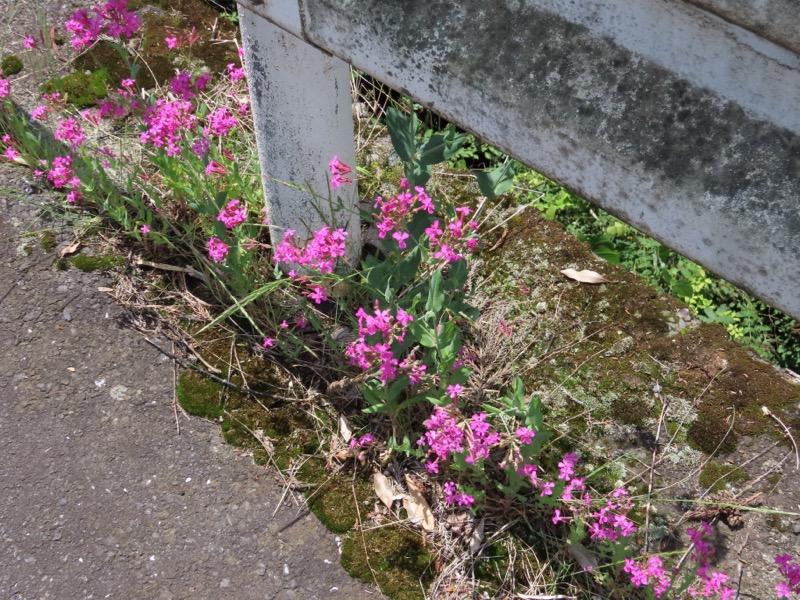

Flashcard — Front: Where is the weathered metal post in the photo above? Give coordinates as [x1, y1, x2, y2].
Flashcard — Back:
[238, 5, 360, 266]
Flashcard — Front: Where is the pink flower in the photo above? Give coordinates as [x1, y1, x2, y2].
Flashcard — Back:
[205, 160, 228, 178]
[24, 35, 37, 50]
[205, 107, 238, 137]
[328, 155, 353, 191]
[140, 224, 150, 235]
[165, 35, 179, 49]
[55, 118, 86, 149]
[3, 146, 19, 161]
[207, 237, 229, 262]
[446, 384, 463, 400]
[140, 99, 197, 156]
[66, 190, 83, 204]
[392, 230, 410, 249]
[226, 63, 246, 82]
[47, 155, 81, 189]
[515, 427, 535, 444]
[262, 337, 275, 348]
[0, 78, 10, 98]
[217, 199, 247, 229]
[31, 105, 47, 120]
[307, 285, 328, 304]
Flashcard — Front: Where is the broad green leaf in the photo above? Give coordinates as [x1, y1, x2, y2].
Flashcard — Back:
[426, 269, 444, 312]
[476, 161, 515, 199]
[385, 107, 417, 163]
[444, 258, 468, 291]
[417, 126, 467, 166]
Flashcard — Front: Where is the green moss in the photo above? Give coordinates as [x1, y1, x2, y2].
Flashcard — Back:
[177, 370, 224, 419]
[611, 396, 651, 424]
[40, 68, 110, 108]
[39, 231, 57, 253]
[68, 254, 125, 271]
[698, 460, 748, 492]
[1, 54, 23, 76]
[299, 458, 371, 534]
[687, 413, 738, 455]
[341, 527, 434, 600]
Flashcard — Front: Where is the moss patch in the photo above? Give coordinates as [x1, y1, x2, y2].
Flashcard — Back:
[41, 68, 110, 108]
[68, 253, 125, 271]
[177, 369, 224, 419]
[1, 55, 23, 76]
[341, 527, 434, 600]
[698, 460, 748, 492]
[299, 458, 372, 534]
[687, 413, 738, 455]
[39, 230, 57, 253]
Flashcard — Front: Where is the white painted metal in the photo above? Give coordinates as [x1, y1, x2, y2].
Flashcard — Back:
[238, 6, 360, 268]
[234, 0, 800, 319]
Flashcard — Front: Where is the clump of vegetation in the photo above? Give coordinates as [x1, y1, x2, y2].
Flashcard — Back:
[2, 5, 798, 600]
[1, 54, 23, 75]
[40, 68, 110, 108]
[698, 460, 748, 492]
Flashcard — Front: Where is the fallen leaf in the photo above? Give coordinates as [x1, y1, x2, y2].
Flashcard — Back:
[373, 472, 397, 512]
[12, 155, 29, 167]
[404, 475, 435, 531]
[567, 542, 599, 570]
[560, 268, 609, 284]
[59, 240, 81, 258]
[66, 367, 76, 372]
[469, 517, 485, 554]
[338, 414, 352, 443]
[97, 287, 114, 293]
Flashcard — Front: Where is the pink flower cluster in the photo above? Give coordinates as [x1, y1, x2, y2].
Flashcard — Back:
[424, 205, 479, 262]
[372, 179, 434, 246]
[417, 408, 500, 474]
[776, 554, 800, 597]
[169, 71, 211, 101]
[624, 522, 735, 599]
[140, 99, 197, 156]
[345, 302, 424, 383]
[328, 156, 352, 191]
[348, 434, 376, 449]
[207, 236, 229, 263]
[272, 226, 348, 274]
[205, 107, 238, 138]
[2, 134, 19, 161]
[55, 118, 87, 149]
[370, 179, 479, 259]
[164, 26, 199, 50]
[0, 76, 9, 99]
[227, 63, 246, 83]
[442, 481, 475, 508]
[46, 155, 81, 190]
[32, 92, 67, 121]
[217, 199, 247, 229]
[65, 0, 141, 50]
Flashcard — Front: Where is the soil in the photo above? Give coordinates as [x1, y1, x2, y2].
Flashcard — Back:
[0, 171, 385, 599]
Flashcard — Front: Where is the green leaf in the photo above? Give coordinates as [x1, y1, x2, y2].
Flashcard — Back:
[394, 245, 422, 287]
[426, 269, 445, 312]
[417, 126, 467, 166]
[385, 107, 417, 163]
[476, 161, 515, 199]
[444, 258, 468, 291]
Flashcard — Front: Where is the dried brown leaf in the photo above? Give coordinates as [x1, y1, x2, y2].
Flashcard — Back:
[560, 268, 610, 284]
[373, 472, 396, 511]
[404, 475, 435, 531]
[59, 240, 81, 258]
[338, 414, 352, 443]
